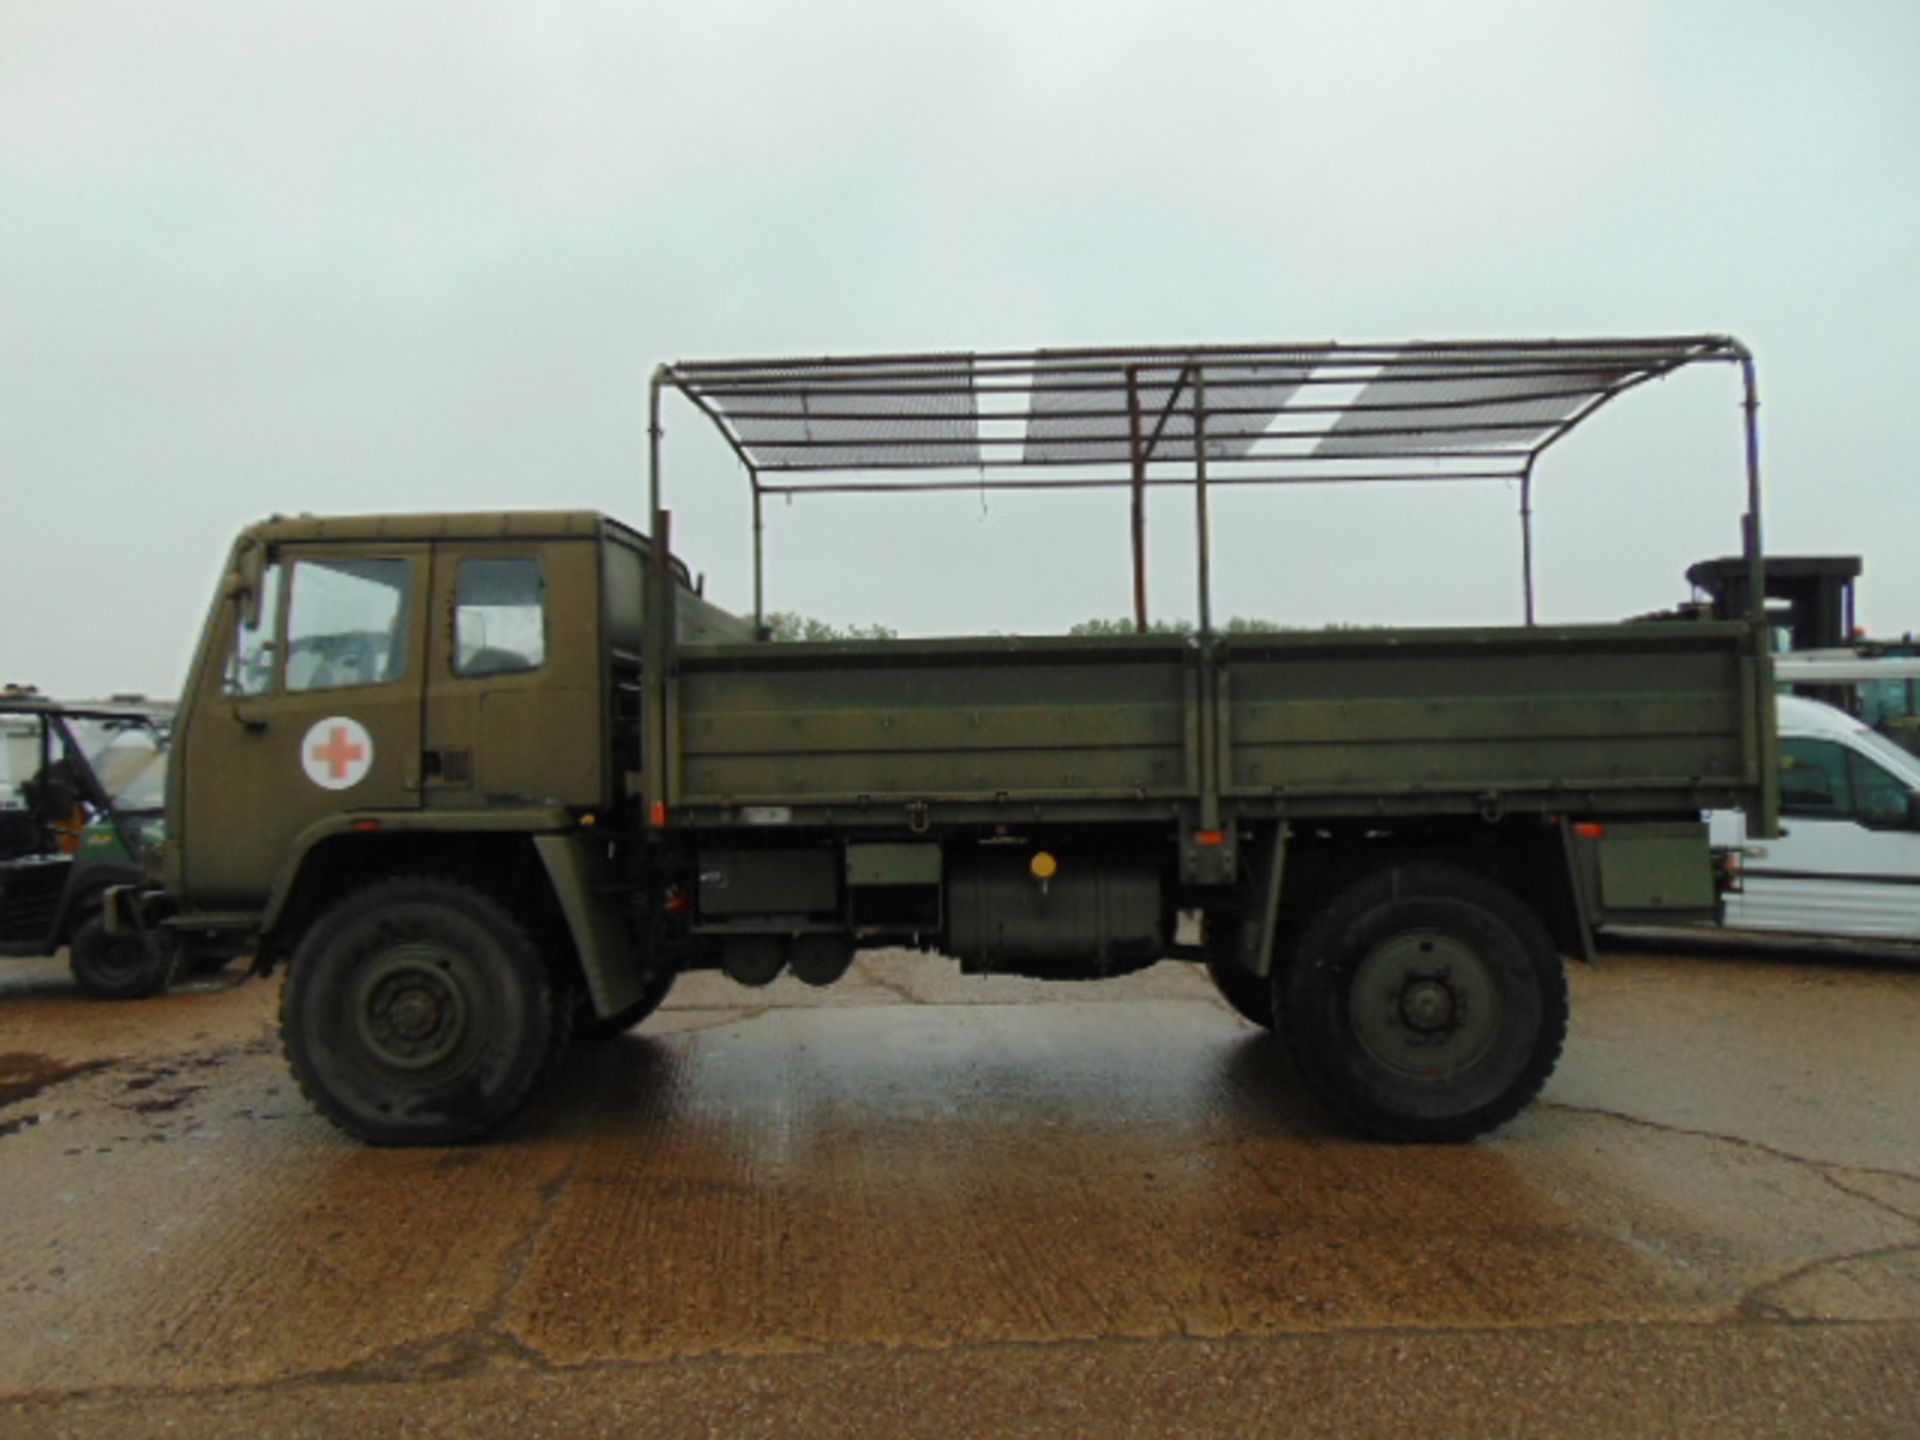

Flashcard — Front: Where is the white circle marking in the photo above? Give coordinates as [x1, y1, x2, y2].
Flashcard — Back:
[302, 716, 375, 791]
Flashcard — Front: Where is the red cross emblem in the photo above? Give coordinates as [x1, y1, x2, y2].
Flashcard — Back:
[311, 726, 365, 779]
[301, 716, 375, 791]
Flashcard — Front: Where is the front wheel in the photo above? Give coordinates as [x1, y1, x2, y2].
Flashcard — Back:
[1280, 863, 1567, 1143]
[69, 914, 170, 1000]
[280, 877, 557, 1145]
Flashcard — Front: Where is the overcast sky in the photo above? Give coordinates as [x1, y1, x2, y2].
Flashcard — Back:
[5, 1, 1917, 698]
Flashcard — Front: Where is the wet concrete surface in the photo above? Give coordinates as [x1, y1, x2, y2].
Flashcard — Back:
[0, 943, 1916, 1437]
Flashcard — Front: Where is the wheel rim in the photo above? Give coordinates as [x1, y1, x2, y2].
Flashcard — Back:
[349, 941, 477, 1073]
[89, 932, 153, 986]
[1347, 928, 1502, 1080]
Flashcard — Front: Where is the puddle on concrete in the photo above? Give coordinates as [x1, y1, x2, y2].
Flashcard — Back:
[0, 1052, 110, 1109]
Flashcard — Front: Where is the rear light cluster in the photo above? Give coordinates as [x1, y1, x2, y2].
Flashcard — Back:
[1713, 849, 1744, 895]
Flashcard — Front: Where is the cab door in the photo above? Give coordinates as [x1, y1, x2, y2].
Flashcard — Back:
[419, 540, 603, 811]
[179, 544, 427, 907]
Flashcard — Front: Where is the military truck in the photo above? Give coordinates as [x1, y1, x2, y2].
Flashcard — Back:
[122, 338, 1779, 1145]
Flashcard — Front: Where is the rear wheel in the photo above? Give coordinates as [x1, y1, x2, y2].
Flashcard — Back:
[69, 913, 169, 1000]
[1280, 863, 1567, 1143]
[280, 877, 556, 1145]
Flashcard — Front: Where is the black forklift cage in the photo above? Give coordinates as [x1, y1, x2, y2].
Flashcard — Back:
[0, 699, 167, 859]
[648, 335, 1765, 638]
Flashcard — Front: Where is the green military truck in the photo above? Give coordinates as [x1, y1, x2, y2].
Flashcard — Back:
[122, 338, 1779, 1145]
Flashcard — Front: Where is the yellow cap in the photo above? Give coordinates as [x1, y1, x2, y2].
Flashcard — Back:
[1030, 851, 1059, 880]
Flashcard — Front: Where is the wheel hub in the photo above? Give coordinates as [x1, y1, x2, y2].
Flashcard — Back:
[355, 943, 471, 1071]
[1398, 974, 1460, 1035]
[1348, 929, 1501, 1080]
[387, 987, 441, 1040]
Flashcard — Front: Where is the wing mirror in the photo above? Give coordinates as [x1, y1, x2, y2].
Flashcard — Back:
[222, 542, 269, 629]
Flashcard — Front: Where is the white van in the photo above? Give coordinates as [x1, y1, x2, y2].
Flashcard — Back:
[1710, 694, 1920, 940]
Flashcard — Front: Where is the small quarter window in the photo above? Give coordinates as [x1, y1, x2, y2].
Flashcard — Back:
[224, 560, 284, 697]
[454, 557, 546, 678]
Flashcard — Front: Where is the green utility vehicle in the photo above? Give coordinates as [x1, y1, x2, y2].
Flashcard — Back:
[125, 338, 1780, 1145]
[2, 691, 175, 997]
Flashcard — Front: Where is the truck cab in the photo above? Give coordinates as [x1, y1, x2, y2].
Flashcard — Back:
[165, 512, 746, 925]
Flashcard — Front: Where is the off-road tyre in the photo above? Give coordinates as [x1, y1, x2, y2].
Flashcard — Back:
[1205, 956, 1276, 1030]
[576, 967, 677, 1042]
[280, 876, 557, 1146]
[1279, 862, 1567, 1143]
[68, 913, 169, 1000]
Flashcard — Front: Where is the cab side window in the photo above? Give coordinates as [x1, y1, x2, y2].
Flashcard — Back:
[1778, 739, 1851, 816]
[223, 561, 284, 697]
[1780, 737, 1912, 824]
[454, 557, 546, 678]
[285, 559, 412, 693]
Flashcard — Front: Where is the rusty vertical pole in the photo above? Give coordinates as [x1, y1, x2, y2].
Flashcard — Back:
[1740, 353, 1766, 633]
[1191, 362, 1220, 838]
[1127, 366, 1148, 632]
[1737, 346, 1778, 843]
[1192, 365, 1213, 636]
[645, 371, 672, 827]
[1519, 463, 1537, 626]
[751, 478, 766, 637]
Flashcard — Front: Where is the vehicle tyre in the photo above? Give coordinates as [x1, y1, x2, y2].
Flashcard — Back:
[68, 913, 169, 1000]
[1205, 956, 1276, 1030]
[280, 877, 557, 1146]
[1279, 862, 1567, 1143]
[576, 966, 677, 1042]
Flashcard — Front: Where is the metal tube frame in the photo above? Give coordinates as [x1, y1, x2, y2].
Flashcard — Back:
[1126, 366, 1148, 633]
[648, 336, 1758, 642]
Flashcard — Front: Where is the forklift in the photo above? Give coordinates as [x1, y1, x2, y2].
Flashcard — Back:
[0, 687, 175, 997]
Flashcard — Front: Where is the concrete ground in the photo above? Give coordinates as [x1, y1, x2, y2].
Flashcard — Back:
[1, 940, 1916, 1438]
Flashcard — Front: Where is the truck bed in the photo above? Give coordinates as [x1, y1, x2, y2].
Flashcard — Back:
[669, 621, 1765, 825]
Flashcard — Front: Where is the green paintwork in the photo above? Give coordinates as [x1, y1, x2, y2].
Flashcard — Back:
[697, 848, 838, 918]
[533, 832, 647, 1019]
[846, 843, 943, 887]
[252, 806, 576, 934]
[159, 506, 1772, 1016]
[1594, 826, 1718, 913]
[672, 623, 1759, 823]
[76, 821, 134, 867]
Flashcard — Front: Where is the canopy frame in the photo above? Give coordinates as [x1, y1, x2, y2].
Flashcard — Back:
[649, 335, 1763, 636]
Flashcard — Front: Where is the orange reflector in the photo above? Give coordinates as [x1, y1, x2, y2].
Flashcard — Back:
[580, 812, 597, 828]
[649, 802, 668, 828]
[353, 820, 381, 833]
[1574, 822, 1606, 839]
[1195, 829, 1226, 847]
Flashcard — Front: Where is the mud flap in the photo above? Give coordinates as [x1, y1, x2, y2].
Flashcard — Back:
[533, 834, 648, 1018]
[1564, 818, 1716, 961]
